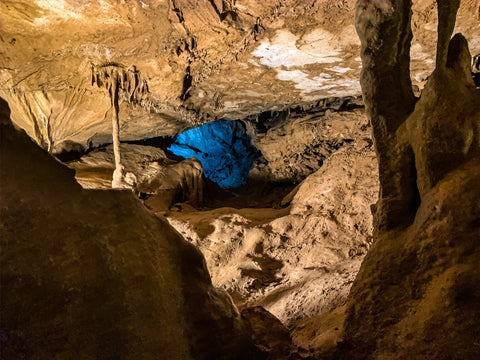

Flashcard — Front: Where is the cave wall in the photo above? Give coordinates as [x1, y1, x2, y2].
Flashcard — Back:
[2, 0, 477, 155]
[0, 0, 269, 150]
[1, 0, 357, 150]
[339, 1, 480, 359]
[0, 97, 264, 359]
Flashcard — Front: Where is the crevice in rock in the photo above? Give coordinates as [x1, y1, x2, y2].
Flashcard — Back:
[180, 65, 193, 101]
[473, 53, 480, 86]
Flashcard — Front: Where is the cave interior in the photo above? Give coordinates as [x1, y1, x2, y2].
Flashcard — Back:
[0, 1, 479, 359]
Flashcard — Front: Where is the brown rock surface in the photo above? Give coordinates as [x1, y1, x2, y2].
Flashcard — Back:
[250, 98, 365, 184]
[1, 0, 480, 358]
[0, 97, 264, 359]
[1, 0, 477, 150]
[164, 107, 379, 355]
[68, 143, 203, 208]
[342, 155, 480, 359]
[338, 1, 480, 358]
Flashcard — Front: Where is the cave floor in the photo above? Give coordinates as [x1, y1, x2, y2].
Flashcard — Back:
[64, 106, 379, 356]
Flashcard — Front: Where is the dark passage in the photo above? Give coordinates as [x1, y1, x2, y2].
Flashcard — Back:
[168, 120, 260, 189]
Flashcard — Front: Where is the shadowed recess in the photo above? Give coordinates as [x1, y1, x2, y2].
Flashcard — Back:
[168, 120, 260, 188]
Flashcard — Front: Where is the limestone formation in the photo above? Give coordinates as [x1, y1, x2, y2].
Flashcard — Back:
[355, 0, 417, 231]
[0, 97, 264, 360]
[67, 143, 204, 208]
[92, 64, 149, 188]
[338, 1, 480, 358]
[1, 1, 480, 358]
[1, 1, 477, 150]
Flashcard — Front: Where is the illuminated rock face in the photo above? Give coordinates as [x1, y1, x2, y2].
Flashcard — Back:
[168, 120, 260, 189]
[338, 1, 480, 359]
[0, 98, 265, 360]
[1, 1, 479, 358]
[1, 0, 477, 151]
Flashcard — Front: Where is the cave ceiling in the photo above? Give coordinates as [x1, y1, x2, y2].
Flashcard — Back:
[0, 0, 479, 150]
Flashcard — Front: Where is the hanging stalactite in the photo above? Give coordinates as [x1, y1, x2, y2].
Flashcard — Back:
[91, 63, 149, 189]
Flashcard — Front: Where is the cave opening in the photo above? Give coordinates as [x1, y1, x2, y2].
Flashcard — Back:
[168, 119, 261, 189]
[117, 116, 298, 210]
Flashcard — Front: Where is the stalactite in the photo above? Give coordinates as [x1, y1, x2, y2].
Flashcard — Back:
[42, 113, 52, 153]
[91, 63, 149, 189]
[110, 72, 124, 189]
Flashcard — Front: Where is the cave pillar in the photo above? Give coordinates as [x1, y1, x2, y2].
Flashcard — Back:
[110, 72, 125, 189]
[355, 0, 416, 231]
[408, 3, 476, 195]
[435, 0, 460, 69]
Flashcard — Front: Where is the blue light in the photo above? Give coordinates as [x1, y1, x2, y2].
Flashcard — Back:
[168, 120, 260, 188]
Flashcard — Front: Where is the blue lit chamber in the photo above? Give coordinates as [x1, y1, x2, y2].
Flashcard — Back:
[168, 120, 260, 188]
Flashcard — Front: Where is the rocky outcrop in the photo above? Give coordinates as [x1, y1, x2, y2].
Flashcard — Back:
[341, 155, 480, 360]
[164, 107, 379, 355]
[339, 1, 480, 358]
[68, 143, 204, 209]
[249, 100, 365, 184]
[0, 97, 263, 359]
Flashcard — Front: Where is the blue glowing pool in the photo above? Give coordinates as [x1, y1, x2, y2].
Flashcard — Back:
[168, 120, 260, 188]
